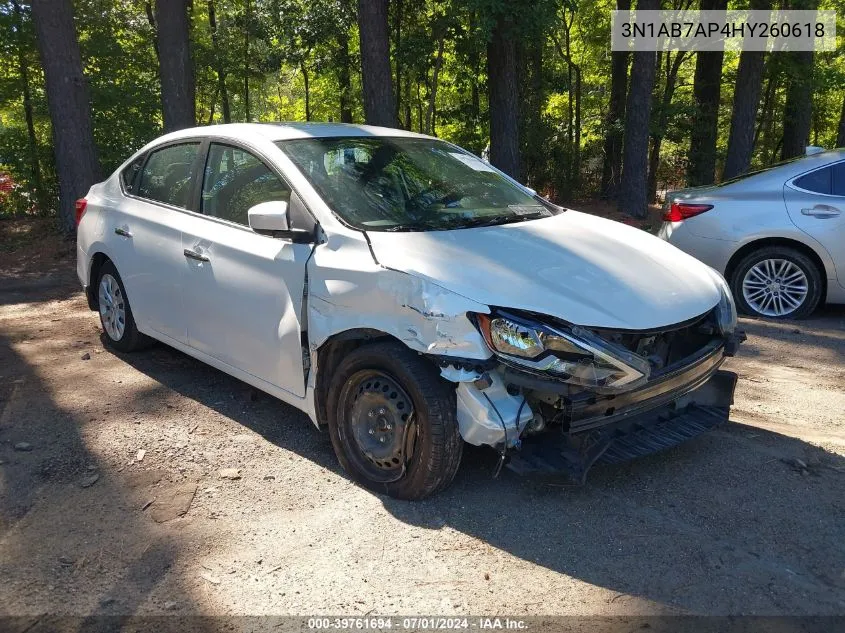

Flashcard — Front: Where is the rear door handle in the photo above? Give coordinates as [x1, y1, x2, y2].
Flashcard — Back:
[183, 248, 209, 262]
[114, 227, 133, 238]
[801, 204, 841, 218]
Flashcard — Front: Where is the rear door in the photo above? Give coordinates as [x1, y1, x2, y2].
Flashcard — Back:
[784, 161, 845, 288]
[113, 141, 203, 342]
[180, 142, 311, 397]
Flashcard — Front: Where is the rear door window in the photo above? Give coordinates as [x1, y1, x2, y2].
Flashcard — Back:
[793, 167, 832, 195]
[137, 143, 201, 208]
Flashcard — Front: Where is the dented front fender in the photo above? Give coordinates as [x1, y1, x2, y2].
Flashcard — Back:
[307, 234, 493, 360]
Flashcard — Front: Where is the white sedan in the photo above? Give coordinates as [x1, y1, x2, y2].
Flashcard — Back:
[76, 123, 743, 498]
[660, 149, 845, 319]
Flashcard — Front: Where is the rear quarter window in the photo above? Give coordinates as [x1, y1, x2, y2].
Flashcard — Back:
[120, 154, 145, 194]
[793, 167, 832, 195]
[832, 162, 845, 196]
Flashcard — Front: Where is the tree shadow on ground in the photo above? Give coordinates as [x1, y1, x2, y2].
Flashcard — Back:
[117, 337, 845, 617]
[0, 332, 196, 622]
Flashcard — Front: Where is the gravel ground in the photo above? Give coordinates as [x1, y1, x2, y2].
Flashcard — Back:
[0, 224, 843, 617]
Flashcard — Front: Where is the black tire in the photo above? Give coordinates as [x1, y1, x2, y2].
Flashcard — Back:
[96, 260, 152, 352]
[326, 341, 463, 500]
[730, 246, 823, 320]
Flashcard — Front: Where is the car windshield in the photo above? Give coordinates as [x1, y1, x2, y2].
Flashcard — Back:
[277, 136, 556, 231]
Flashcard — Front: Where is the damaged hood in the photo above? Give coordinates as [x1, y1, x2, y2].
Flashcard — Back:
[366, 210, 722, 330]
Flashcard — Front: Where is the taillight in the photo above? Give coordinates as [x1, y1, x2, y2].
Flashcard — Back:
[663, 202, 713, 222]
[75, 198, 88, 227]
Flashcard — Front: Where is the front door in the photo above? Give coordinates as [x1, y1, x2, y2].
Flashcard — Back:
[181, 142, 310, 397]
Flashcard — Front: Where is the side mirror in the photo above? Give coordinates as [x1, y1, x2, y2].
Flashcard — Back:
[248, 200, 289, 232]
[247, 200, 314, 243]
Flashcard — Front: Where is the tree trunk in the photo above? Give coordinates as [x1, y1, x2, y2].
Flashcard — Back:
[487, 16, 520, 179]
[754, 65, 775, 152]
[836, 92, 845, 148]
[648, 51, 686, 202]
[208, 0, 231, 123]
[617, 0, 657, 219]
[416, 80, 423, 132]
[31, 0, 100, 232]
[781, 50, 814, 160]
[425, 34, 445, 136]
[243, 0, 251, 121]
[394, 0, 402, 125]
[337, 30, 353, 123]
[357, 0, 396, 127]
[687, 0, 727, 187]
[522, 36, 544, 188]
[404, 76, 412, 130]
[144, 1, 160, 64]
[722, 0, 770, 178]
[12, 0, 45, 212]
[722, 52, 765, 179]
[155, 0, 195, 131]
[601, 0, 631, 199]
[301, 62, 311, 121]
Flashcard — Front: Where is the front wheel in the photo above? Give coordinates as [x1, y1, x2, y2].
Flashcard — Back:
[730, 247, 823, 320]
[326, 341, 463, 500]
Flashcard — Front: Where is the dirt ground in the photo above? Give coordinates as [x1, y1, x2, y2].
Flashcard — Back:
[0, 218, 844, 618]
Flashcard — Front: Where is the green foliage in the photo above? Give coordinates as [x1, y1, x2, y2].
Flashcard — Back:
[2, 0, 845, 218]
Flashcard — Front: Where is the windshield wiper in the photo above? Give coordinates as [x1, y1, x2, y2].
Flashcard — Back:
[447, 213, 549, 229]
[379, 222, 438, 232]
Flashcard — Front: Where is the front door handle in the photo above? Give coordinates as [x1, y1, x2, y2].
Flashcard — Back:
[801, 204, 841, 218]
[183, 248, 209, 262]
[114, 227, 133, 238]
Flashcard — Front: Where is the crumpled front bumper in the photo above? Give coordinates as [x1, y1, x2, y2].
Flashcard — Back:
[507, 368, 739, 482]
[503, 330, 745, 482]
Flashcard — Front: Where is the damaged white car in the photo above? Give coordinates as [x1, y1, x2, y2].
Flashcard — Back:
[76, 123, 745, 499]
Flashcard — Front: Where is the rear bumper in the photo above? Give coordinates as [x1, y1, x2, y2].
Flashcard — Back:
[507, 369, 739, 482]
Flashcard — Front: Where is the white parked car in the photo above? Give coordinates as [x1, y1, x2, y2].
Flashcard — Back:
[76, 123, 744, 499]
[660, 149, 845, 319]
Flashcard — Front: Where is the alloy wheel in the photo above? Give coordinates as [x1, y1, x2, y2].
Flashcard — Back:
[741, 258, 808, 317]
[98, 273, 126, 341]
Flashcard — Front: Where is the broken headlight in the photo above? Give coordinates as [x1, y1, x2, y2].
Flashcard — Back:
[475, 312, 651, 391]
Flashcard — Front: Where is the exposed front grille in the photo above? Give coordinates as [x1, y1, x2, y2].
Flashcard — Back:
[590, 307, 718, 375]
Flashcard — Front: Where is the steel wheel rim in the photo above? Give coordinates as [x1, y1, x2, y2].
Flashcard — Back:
[742, 258, 808, 317]
[339, 370, 416, 484]
[98, 273, 126, 341]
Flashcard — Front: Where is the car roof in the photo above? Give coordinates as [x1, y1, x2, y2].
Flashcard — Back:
[153, 122, 434, 146]
[753, 148, 845, 180]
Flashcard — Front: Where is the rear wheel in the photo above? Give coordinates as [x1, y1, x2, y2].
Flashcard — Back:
[96, 261, 151, 352]
[730, 246, 822, 319]
[326, 341, 462, 500]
